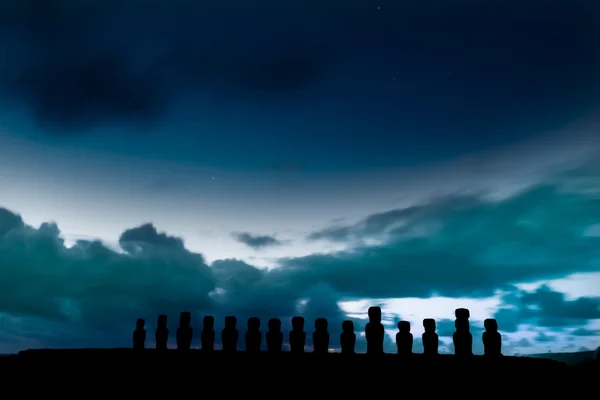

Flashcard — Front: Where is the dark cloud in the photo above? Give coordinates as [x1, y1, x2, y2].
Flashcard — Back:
[119, 223, 186, 250]
[494, 285, 600, 332]
[511, 338, 533, 348]
[299, 181, 600, 298]
[0, 209, 350, 351]
[0, 0, 597, 132]
[571, 328, 600, 337]
[535, 331, 558, 343]
[232, 232, 284, 250]
[1, 167, 600, 351]
[0, 0, 343, 132]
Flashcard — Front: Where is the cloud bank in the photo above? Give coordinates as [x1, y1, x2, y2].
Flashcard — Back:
[1, 162, 599, 353]
[0, 0, 596, 133]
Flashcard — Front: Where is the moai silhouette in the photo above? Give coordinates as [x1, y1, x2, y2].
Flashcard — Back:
[266, 318, 283, 353]
[176, 312, 193, 350]
[289, 316, 306, 353]
[133, 318, 146, 350]
[201, 316, 215, 351]
[222, 316, 239, 352]
[340, 320, 356, 355]
[365, 306, 384, 354]
[312, 318, 330, 354]
[155, 314, 168, 350]
[453, 308, 472, 356]
[245, 317, 262, 352]
[422, 318, 439, 355]
[483, 318, 502, 357]
[396, 321, 413, 356]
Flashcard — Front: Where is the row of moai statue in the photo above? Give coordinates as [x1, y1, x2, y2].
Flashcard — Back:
[133, 307, 502, 356]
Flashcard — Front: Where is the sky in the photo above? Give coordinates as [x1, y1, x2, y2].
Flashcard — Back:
[0, 0, 599, 355]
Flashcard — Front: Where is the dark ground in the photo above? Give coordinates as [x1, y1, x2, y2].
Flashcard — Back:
[1, 348, 576, 369]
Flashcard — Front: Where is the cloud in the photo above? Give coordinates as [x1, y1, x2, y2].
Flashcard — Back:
[494, 285, 600, 333]
[298, 180, 600, 299]
[232, 232, 284, 250]
[535, 331, 558, 343]
[571, 328, 600, 337]
[0, 0, 341, 132]
[1, 164, 600, 351]
[0, 0, 596, 132]
[0, 208, 352, 350]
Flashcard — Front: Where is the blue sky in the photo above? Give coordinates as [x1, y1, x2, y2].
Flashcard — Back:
[0, 0, 599, 354]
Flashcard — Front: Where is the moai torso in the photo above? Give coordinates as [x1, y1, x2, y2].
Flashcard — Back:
[483, 318, 502, 357]
[366, 306, 384, 354]
[396, 321, 413, 356]
[222, 316, 239, 352]
[201, 316, 215, 351]
[133, 318, 146, 350]
[266, 318, 283, 352]
[340, 320, 356, 355]
[155, 314, 168, 350]
[176, 311, 193, 350]
[422, 318, 439, 355]
[312, 318, 329, 354]
[245, 317, 262, 352]
[289, 316, 306, 353]
[453, 308, 472, 356]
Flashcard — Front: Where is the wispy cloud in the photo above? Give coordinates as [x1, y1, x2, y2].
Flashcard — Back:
[232, 232, 285, 250]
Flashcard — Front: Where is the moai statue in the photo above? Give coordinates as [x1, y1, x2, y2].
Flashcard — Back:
[245, 317, 262, 352]
[155, 314, 168, 350]
[422, 318, 439, 355]
[222, 316, 239, 352]
[289, 316, 306, 353]
[365, 306, 384, 354]
[483, 318, 502, 357]
[201, 316, 215, 351]
[453, 308, 472, 356]
[176, 311, 193, 350]
[340, 320, 356, 355]
[133, 318, 146, 350]
[312, 318, 330, 354]
[266, 318, 283, 353]
[396, 321, 413, 356]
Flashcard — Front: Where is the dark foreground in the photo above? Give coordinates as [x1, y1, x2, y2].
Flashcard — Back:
[2, 348, 575, 369]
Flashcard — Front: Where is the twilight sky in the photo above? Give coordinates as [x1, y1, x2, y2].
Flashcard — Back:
[0, 0, 599, 355]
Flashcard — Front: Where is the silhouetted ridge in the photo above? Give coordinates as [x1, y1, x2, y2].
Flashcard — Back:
[7, 306, 583, 369]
